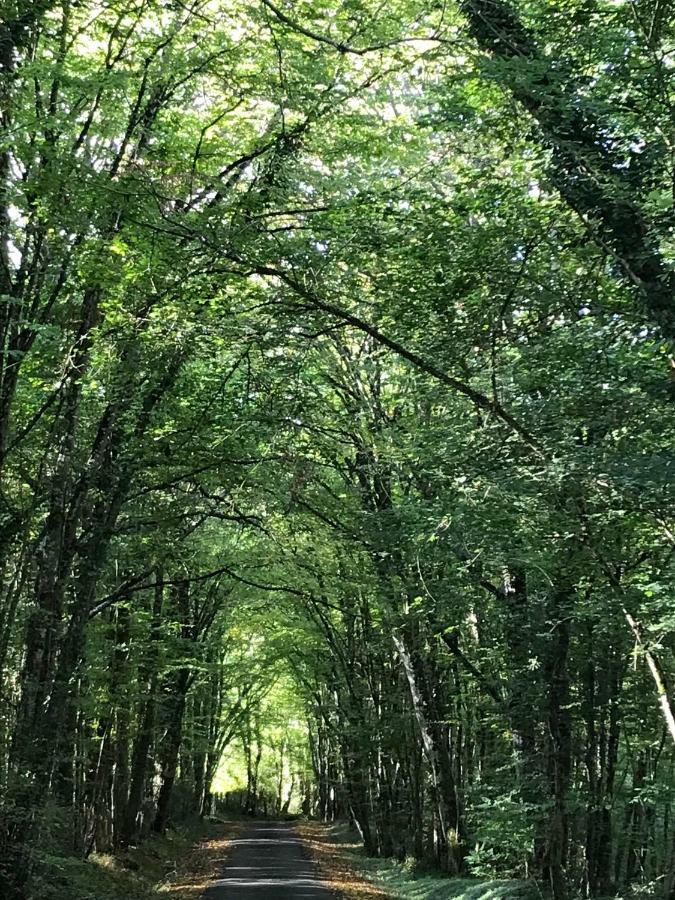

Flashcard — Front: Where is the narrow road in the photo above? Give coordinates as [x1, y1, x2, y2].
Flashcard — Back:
[204, 820, 337, 898]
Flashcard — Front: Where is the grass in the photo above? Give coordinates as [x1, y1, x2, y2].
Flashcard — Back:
[352, 854, 535, 900]
[306, 823, 537, 900]
[29, 819, 234, 900]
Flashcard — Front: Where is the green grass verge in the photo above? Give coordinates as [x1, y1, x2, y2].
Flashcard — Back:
[328, 825, 535, 900]
[356, 856, 534, 900]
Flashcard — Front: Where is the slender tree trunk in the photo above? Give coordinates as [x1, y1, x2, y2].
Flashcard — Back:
[153, 670, 189, 833]
[121, 575, 163, 846]
[543, 597, 572, 900]
[393, 629, 464, 873]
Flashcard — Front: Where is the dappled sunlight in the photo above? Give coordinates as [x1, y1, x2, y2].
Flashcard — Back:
[157, 828, 235, 900]
[2, 2, 674, 900]
[298, 823, 391, 899]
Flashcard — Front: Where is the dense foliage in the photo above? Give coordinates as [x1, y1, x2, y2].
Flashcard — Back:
[0, 1, 674, 898]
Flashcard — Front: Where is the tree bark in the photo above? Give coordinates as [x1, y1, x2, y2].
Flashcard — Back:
[121, 574, 164, 846]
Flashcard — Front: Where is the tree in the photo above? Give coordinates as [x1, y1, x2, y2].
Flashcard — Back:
[1, 2, 674, 899]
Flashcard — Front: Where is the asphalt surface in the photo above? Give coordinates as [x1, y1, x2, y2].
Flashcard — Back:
[204, 820, 337, 898]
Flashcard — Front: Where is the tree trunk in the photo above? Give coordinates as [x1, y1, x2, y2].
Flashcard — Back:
[153, 670, 189, 833]
[121, 575, 163, 846]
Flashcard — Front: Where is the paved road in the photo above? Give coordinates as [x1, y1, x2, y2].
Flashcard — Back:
[204, 820, 337, 898]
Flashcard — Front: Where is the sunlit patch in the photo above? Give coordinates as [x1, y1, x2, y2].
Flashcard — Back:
[158, 828, 236, 899]
[297, 823, 391, 899]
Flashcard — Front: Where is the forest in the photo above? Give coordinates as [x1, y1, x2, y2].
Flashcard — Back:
[0, 0, 674, 898]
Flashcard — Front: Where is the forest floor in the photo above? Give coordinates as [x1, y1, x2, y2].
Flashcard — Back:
[298, 821, 392, 898]
[33, 818, 235, 900]
[300, 823, 535, 900]
[32, 817, 533, 900]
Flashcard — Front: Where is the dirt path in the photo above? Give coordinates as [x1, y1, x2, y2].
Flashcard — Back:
[203, 820, 339, 898]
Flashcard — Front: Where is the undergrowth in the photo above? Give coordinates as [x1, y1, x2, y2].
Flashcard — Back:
[326, 824, 537, 900]
[29, 821, 220, 900]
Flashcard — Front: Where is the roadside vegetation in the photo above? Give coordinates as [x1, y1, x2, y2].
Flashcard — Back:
[30, 819, 232, 900]
[305, 823, 537, 900]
